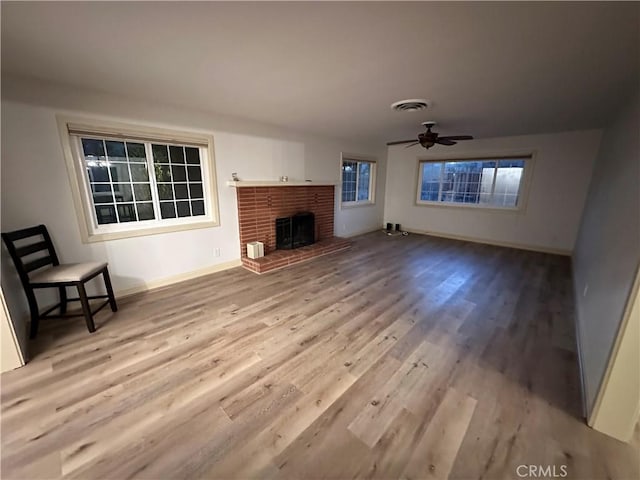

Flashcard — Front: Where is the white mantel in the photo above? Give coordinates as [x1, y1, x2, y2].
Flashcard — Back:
[226, 180, 335, 187]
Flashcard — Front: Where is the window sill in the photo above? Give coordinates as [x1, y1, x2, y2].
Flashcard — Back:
[226, 180, 334, 187]
[341, 200, 376, 209]
[84, 218, 219, 243]
[415, 200, 523, 214]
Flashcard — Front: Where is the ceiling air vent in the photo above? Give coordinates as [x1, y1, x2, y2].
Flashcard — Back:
[390, 99, 429, 112]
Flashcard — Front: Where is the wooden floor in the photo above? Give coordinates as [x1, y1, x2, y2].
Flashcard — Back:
[1, 232, 638, 479]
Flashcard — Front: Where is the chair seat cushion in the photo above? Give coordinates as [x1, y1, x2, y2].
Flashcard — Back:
[30, 262, 107, 284]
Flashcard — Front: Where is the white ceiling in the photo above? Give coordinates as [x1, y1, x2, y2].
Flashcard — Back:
[2, 2, 638, 144]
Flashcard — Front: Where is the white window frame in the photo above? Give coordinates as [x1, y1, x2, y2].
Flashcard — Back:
[57, 116, 220, 243]
[340, 153, 376, 208]
[416, 154, 534, 212]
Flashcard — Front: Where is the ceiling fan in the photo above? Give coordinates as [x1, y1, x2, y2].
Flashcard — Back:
[387, 122, 473, 149]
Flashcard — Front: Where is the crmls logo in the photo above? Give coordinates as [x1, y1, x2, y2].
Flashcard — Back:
[516, 465, 568, 478]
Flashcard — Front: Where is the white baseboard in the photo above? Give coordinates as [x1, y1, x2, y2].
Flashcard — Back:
[341, 226, 383, 238]
[403, 227, 572, 256]
[116, 259, 243, 298]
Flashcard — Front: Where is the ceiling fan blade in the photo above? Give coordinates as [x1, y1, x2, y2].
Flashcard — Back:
[436, 138, 457, 146]
[404, 142, 420, 148]
[439, 135, 474, 141]
[387, 139, 418, 146]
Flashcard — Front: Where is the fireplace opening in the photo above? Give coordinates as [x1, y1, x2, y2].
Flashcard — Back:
[276, 212, 315, 250]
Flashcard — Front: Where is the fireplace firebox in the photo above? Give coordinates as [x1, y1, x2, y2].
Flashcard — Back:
[276, 212, 315, 250]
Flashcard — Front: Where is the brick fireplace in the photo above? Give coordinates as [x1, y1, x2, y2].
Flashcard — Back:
[234, 183, 351, 273]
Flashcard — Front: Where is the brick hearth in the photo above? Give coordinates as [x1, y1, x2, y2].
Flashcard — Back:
[242, 237, 352, 274]
[235, 185, 351, 273]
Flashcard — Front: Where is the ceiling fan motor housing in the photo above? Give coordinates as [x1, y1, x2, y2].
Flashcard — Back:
[386, 120, 473, 149]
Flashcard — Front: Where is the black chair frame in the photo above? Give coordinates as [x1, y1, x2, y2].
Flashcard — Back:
[2, 224, 117, 338]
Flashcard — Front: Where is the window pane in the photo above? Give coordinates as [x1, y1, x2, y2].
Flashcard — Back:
[133, 183, 152, 201]
[87, 165, 110, 183]
[77, 134, 212, 231]
[420, 162, 442, 202]
[424, 164, 442, 202]
[189, 183, 203, 199]
[130, 164, 150, 182]
[136, 202, 155, 221]
[421, 189, 439, 202]
[157, 183, 174, 200]
[117, 203, 137, 222]
[95, 204, 117, 224]
[357, 162, 370, 201]
[440, 161, 495, 204]
[160, 201, 176, 219]
[419, 158, 525, 208]
[479, 166, 495, 205]
[463, 193, 478, 204]
[105, 141, 126, 161]
[186, 147, 200, 165]
[504, 194, 519, 207]
[110, 164, 131, 182]
[498, 159, 525, 169]
[155, 165, 172, 182]
[342, 160, 357, 202]
[174, 183, 189, 200]
[191, 200, 205, 216]
[126, 142, 146, 162]
[422, 162, 441, 182]
[82, 138, 105, 159]
[171, 165, 186, 182]
[187, 166, 202, 181]
[492, 162, 523, 207]
[91, 184, 113, 204]
[169, 145, 185, 164]
[152, 144, 169, 163]
[342, 189, 356, 203]
[176, 201, 191, 217]
[114, 184, 133, 202]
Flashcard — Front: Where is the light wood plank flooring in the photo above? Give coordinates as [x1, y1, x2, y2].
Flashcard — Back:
[2, 232, 638, 479]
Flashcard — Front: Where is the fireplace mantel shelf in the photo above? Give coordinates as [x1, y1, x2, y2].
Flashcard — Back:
[226, 180, 335, 187]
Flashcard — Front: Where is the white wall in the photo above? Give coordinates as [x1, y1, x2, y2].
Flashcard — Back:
[0, 76, 385, 349]
[572, 91, 640, 417]
[383, 130, 601, 253]
[590, 269, 640, 442]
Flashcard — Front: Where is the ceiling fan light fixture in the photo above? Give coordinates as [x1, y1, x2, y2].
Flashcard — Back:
[390, 99, 429, 112]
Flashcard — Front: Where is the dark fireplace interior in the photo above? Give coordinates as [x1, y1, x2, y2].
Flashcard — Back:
[276, 212, 315, 250]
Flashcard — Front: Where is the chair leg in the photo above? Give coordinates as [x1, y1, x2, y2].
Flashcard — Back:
[59, 286, 67, 315]
[26, 290, 40, 339]
[77, 283, 96, 333]
[102, 267, 118, 312]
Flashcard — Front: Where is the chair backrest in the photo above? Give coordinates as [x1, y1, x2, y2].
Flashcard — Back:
[2, 225, 60, 289]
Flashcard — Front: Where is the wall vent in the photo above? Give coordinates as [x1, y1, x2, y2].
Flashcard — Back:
[390, 99, 429, 112]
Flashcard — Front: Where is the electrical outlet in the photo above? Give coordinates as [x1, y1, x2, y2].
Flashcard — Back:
[214, 248, 221, 257]
[583, 284, 589, 297]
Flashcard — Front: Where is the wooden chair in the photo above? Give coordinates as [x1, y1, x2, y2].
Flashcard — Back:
[2, 225, 117, 338]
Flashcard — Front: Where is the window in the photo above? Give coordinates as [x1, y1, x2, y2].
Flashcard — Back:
[417, 157, 529, 209]
[59, 117, 219, 242]
[341, 156, 376, 205]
